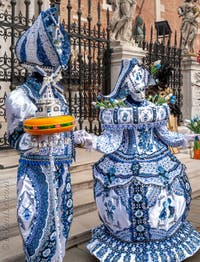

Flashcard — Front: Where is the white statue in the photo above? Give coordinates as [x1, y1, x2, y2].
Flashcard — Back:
[108, 0, 137, 42]
[178, 0, 200, 55]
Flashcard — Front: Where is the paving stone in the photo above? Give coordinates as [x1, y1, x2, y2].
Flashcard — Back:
[186, 250, 200, 261]
[64, 244, 98, 262]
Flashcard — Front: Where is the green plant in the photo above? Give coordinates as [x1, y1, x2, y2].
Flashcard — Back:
[194, 137, 200, 150]
[186, 116, 200, 151]
[92, 98, 127, 109]
[149, 60, 161, 75]
[186, 116, 200, 134]
[147, 93, 176, 106]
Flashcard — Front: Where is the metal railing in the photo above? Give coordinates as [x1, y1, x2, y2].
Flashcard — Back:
[142, 26, 183, 123]
[0, 1, 182, 148]
[0, 0, 111, 148]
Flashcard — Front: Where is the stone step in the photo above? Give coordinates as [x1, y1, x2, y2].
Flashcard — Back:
[0, 186, 96, 241]
[0, 148, 102, 170]
[0, 163, 93, 182]
[0, 209, 100, 262]
[0, 168, 94, 210]
[73, 188, 96, 216]
[67, 209, 100, 249]
[0, 167, 18, 182]
[0, 150, 19, 169]
[71, 169, 93, 192]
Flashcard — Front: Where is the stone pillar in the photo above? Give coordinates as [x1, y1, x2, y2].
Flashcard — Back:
[110, 41, 146, 89]
[42, 0, 50, 10]
[181, 56, 200, 120]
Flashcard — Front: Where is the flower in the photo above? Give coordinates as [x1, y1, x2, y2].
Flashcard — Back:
[150, 60, 161, 75]
[186, 115, 200, 134]
[154, 60, 161, 69]
[169, 95, 176, 105]
[93, 97, 127, 109]
[109, 98, 115, 103]
[194, 136, 200, 150]
[147, 90, 176, 107]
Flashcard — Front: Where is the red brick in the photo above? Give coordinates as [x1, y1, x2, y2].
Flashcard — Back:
[61, 0, 200, 53]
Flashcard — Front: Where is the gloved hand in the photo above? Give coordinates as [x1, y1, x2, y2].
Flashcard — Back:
[74, 130, 95, 150]
[182, 133, 200, 148]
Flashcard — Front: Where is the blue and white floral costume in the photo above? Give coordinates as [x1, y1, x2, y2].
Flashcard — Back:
[87, 59, 200, 261]
[6, 8, 74, 262]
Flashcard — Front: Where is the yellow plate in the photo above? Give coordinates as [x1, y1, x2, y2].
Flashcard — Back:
[23, 115, 75, 135]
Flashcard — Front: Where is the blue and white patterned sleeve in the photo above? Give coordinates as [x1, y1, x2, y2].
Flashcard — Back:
[74, 127, 124, 154]
[92, 128, 124, 154]
[6, 88, 37, 151]
[155, 124, 185, 147]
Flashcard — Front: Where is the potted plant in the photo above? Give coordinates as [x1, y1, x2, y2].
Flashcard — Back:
[186, 116, 200, 159]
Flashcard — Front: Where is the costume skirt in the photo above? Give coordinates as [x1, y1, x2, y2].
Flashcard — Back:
[87, 152, 200, 261]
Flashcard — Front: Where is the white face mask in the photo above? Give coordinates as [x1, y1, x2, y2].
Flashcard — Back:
[129, 85, 146, 102]
[126, 65, 148, 102]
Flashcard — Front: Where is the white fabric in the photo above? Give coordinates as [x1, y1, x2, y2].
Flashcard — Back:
[149, 189, 186, 231]
[96, 189, 131, 233]
[6, 88, 37, 135]
[74, 129, 124, 154]
[17, 174, 36, 241]
[74, 130, 94, 150]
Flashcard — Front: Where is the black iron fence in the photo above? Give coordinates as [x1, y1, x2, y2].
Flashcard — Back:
[0, 1, 182, 149]
[61, 0, 111, 134]
[142, 26, 183, 123]
[0, 0, 111, 148]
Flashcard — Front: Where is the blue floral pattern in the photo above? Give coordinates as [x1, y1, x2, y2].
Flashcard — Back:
[87, 58, 200, 261]
[89, 104, 200, 261]
[88, 222, 200, 262]
[138, 127, 154, 152]
[104, 200, 116, 221]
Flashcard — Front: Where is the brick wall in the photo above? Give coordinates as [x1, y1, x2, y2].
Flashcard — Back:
[60, 0, 200, 53]
[60, 0, 109, 27]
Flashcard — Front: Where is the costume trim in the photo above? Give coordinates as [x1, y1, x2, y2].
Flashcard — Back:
[87, 222, 200, 262]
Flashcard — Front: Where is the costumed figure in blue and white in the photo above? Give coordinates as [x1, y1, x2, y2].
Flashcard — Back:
[74, 58, 200, 261]
[6, 8, 74, 262]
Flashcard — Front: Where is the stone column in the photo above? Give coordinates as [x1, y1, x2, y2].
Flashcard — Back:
[42, 0, 50, 10]
[181, 56, 200, 120]
[110, 41, 146, 89]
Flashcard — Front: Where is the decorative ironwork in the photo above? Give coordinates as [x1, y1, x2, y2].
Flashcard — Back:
[0, 1, 44, 148]
[142, 26, 183, 123]
[61, 0, 111, 134]
[0, 0, 111, 148]
[0, 1, 182, 148]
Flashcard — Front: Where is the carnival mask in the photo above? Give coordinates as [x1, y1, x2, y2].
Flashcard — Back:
[126, 64, 148, 102]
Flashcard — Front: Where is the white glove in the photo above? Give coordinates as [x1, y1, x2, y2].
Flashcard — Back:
[182, 134, 200, 148]
[74, 130, 95, 150]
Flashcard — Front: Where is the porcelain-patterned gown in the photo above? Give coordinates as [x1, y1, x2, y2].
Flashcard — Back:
[87, 99, 200, 262]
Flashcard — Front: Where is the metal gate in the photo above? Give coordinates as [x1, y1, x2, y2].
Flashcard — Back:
[0, 0, 111, 148]
[0, 1, 183, 149]
[142, 27, 183, 123]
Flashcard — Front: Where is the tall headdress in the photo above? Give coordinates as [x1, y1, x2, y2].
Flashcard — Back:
[104, 58, 155, 100]
[15, 7, 70, 72]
